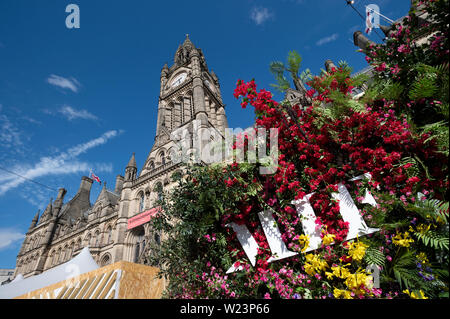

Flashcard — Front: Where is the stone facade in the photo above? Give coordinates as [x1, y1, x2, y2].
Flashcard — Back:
[14, 35, 228, 279]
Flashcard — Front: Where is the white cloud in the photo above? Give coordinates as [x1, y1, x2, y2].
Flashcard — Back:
[58, 105, 98, 121]
[0, 113, 23, 150]
[0, 130, 121, 196]
[0, 228, 25, 250]
[316, 33, 339, 46]
[47, 74, 81, 93]
[250, 7, 273, 25]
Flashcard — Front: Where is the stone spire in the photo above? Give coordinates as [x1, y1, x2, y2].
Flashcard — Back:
[125, 153, 137, 182]
[28, 210, 40, 231]
[127, 152, 137, 168]
[183, 33, 194, 48]
[174, 34, 196, 66]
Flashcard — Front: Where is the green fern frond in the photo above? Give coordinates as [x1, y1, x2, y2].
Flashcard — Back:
[287, 51, 302, 77]
[413, 230, 449, 250]
[421, 120, 449, 155]
[364, 247, 386, 268]
[408, 198, 449, 224]
[392, 250, 418, 290]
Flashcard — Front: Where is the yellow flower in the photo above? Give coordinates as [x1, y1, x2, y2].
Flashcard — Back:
[403, 289, 428, 299]
[322, 233, 336, 246]
[305, 253, 314, 263]
[392, 232, 414, 247]
[331, 265, 351, 279]
[304, 262, 315, 276]
[416, 252, 429, 265]
[298, 234, 310, 252]
[333, 288, 352, 299]
[416, 223, 431, 234]
[304, 254, 328, 274]
[344, 270, 371, 290]
[347, 241, 368, 262]
[325, 271, 334, 280]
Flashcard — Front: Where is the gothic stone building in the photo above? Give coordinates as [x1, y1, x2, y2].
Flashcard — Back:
[14, 36, 228, 278]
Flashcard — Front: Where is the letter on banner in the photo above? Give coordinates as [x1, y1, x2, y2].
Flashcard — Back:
[292, 194, 322, 252]
[331, 183, 379, 240]
[226, 223, 259, 273]
[258, 210, 298, 262]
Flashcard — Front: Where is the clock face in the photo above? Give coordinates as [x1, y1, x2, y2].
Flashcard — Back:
[171, 73, 187, 88]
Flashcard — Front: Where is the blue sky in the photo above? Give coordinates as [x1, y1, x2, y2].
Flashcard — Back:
[0, 0, 410, 268]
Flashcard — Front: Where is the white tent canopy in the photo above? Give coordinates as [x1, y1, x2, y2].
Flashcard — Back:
[0, 247, 99, 299]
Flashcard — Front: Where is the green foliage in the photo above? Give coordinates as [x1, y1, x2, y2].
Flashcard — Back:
[287, 51, 302, 79]
[408, 63, 448, 101]
[269, 50, 311, 92]
[391, 249, 418, 290]
[413, 230, 449, 250]
[407, 198, 449, 224]
[364, 247, 386, 268]
[269, 61, 291, 92]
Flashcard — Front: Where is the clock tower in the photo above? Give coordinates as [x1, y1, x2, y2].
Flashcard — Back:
[144, 34, 228, 174]
[113, 36, 229, 264]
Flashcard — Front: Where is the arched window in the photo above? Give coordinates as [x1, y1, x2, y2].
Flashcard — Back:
[85, 233, 91, 247]
[161, 151, 166, 165]
[149, 161, 155, 170]
[63, 245, 69, 261]
[49, 251, 55, 266]
[139, 193, 145, 212]
[75, 238, 82, 251]
[59, 247, 64, 263]
[94, 231, 100, 247]
[107, 226, 113, 244]
[68, 242, 74, 259]
[55, 248, 61, 265]
[100, 254, 111, 266]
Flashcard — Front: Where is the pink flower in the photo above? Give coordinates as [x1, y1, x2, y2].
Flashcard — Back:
[397, 44, 411, 54]
[390, 64, 400, 75]
[375, 62, 387, 72]
[264, 293, 271, 299]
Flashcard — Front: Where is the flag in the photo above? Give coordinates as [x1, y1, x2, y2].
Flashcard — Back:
[91, 171, 101, 184]
[365, 9, 374, 34]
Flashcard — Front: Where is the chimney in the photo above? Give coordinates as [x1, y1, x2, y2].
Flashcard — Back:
[115, 175, 124, 194]
[79, 176, 93, 193]
[353, 31, 375, 51]
[324, 60, 337, 73]
[379, 24, 393, 38]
